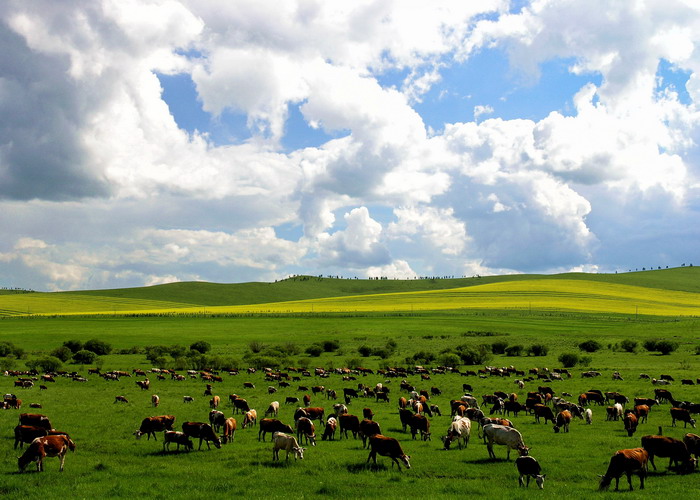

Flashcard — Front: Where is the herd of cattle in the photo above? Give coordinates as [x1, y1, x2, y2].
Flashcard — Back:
[5, 364, 700, 490]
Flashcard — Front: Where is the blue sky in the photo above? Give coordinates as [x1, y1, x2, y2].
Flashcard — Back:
[1, 1, 699, 290]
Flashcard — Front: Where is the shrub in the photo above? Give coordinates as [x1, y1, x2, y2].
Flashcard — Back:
[50, 346, 73, 362]
[620, 339, 638, 353]
[63, 340, 83, 353]
[84, 339, 112, 355]
[578, 340, 602, 353]
[345, 357, 362, 368]
[372, 347, 390, 359]
[169, 345, 188, 358]
[695, 345, 700, 356]
[456, 344, 491, 365]
[322, 340, 340, 352]
[643, 340, 658, 352]
[409, 350, 436, 364]
[527, 344, 549, 356]
[248, 341, 265, 353]
[438, 352, 461, 367]
[505, 345, 523, 357]
[491, 341, 509, 354]
[358, 345, 373, 357]
[655, 341, 679, 355]
[0, 342, 24, 358]
[73, 350, 97, 364]
[189, 341, 211, 354]
[305, 344, 324, 357]
[26, 356, 63, 373]
[558, 352, 580, 368]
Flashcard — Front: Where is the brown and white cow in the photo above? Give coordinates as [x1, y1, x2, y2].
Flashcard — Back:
[209, 410, 226, 432]
[151, 394, 160, 407]
[623, 413, 639, 437]
[296, 417, 316, 446]
[553, 410, 572, 433]
[242, 409, 258, 429]
[671, 407, 697, 429]
[209, 395, 221, 409]
[367, 435, 411, 470]
[265, 401, 280, 417]
[442, 416, 471, 450]
[18, 435, 75, 472]
[322, 417, 337, 441]
[272, 432, 305, 461]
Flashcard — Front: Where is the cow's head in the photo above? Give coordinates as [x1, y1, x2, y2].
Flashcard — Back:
[133, 431, 144, 440]
[400, 454, 411, 469]
[518, 445, 530, 456]
[293, 446, 306, 460]
[534, 474, 546, 489]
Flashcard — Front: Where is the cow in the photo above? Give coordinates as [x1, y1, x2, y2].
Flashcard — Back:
[243, 382, 255, 389]
[343, 388, 359, 399]
[671, 407, 697, 428]
[322, 416, 337, 441]
[399, 408, 415, 432]
[265, 401, 280, 417]
[599, 448, 649, 491]
[242, 409, 258, 429]
[584, 408, 593, 424]
[20, 413, 52, 431]
[367, 435, 411, 470]
[482, 424, 529, 460]
[209, 395, 221, 409]
[634, 397, 658, 410]
[504, 401, 525, 417]
[409, 414, 431, 441]
[258, 418, 294, 441]
[18, 435, 75, 472]
[209, 410, 225, 432]
[624, 413, 638, 437]
[233, 398, 250, 414]
[339, 414, 361, 439]
[655, 389, 674, 404]
[515, 456, 545, 489]
[299, 407, 325, 426]
[163, 431, 193, 452]
[553, 410, 571, 433]
[296, 417, 316, 446]
[359, 419, 381, 448]
[285, 396, 299, 405]
[533, 404, 555, 424]
[272, 432, 305, 461]
[183, 396, 194, 403]
[114, 396, 129, 404]
[641, 432, 696, 472]
[14, 425, 54, 449]
[683, 433, 700, 461]
[151, 394, 160, 407]
[222, 417, 237, 444]
[363, 408, 375, 420]
[584, 391, 605, 405]
[442, 416, 471, 450]
[182, 422, 221, 450]
[303, 394, 311, 407]
[376, 392, 390, 403]
[634, 405, 650, 423]
[136, 379, 150, 390]
[134, 415, 176, 440]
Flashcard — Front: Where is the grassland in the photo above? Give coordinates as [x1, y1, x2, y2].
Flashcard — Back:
[0, 267, 699, 498]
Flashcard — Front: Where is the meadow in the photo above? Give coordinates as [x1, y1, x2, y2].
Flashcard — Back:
[0, 268, 699, 498]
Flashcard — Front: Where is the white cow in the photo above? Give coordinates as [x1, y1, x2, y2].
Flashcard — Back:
[584, 408, 593, 424]
[612, 403, 623, 421]
[442, 416, 471, 450]
[151, 394, 160, 407]
[265, 401, 280, 417]
[482, 424, 529, 460]
[460, 395, 479, 407]
[272, 432, 306, 461]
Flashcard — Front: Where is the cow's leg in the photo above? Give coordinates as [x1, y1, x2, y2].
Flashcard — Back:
[648, 455, 656, 470]
[626, 472, 633, 490]
[59, 454, 65, 472]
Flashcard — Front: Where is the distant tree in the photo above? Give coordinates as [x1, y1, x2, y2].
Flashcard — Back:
[27, 356, 63, 373]
[578, 340, 602, 353]
[491, 341, 509, 354]
[438, 352, 461, 367]
[50, 346, 73, 362]
[321, 340, 340, 352]
[654, 341, 679, 355]
[73, 350, 97, 364]
[189, 341, 211, 354]
[558, 352, 580, 368]
[619, 340, 638, 353]
[505, 345, 523, 357]
[63, 340, 83, 353]
[305, 344, 323, 357]
[527, 344, 549, 356]
[456, 344, 491, 365]
[84, 339, 112, 355]
[357, 345, 373, 357]
[0, 341, 24, 358]
[248, 341, 265, 353]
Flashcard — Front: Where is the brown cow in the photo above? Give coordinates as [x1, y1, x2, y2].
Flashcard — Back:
[242, 409, 258, 429]
[553, 410, 571, 433]
[359, 419, 381, 448]
[642, 433, 696, 472]
[18, 435, 75, 472]
[222, 417, 237, 444]
[19, 414, 52, 431]
[163, 431, 193, 452]
[258, 418, 294, 441]
[14, 425, 48, 449]
[623, 413, 638, 437]
[339, 414, 360, 439]
[409, 414, 431, 441]
[233, 398, 250, 414]
[599, 448, 648, 491]
[182, 422, 221, 450]
[134, 415, 176, 440]
[296, 417, 316, 446]
[367, 435, 411, 470]
[322, 417, 337, 441]
[671, 407, 696, 429]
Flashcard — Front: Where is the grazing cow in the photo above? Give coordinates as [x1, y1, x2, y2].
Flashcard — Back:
[114, 396, 129, 404]
[671, 407, 696, 428]
[683, 433, 700, 461]
[209, 395, 220, 409]
[243, 382, 255, 389]
[285, 396, 299, 405]
[624, 413, 639, 437]
[182, 422, 221, 450]
[409, 414, 431, 441]
[641, 433, 696, 472]
[682, 379, 695, 385]
[363, 408, 375, 420]
[375, 392, 389, 403]
[136, 379, 150, 390]
[398, 397, 408, 410]
[367, 435, 411, 470]
[183, 396, 194, 403]
[359, 419, 382, 448]
[19, 413, 52, 431]
[599, 448, 649, 491]
[442, 416, 471, 450]
[233, 398, 250, 414]
[134, 415, 176, 440]
[584, 391, 605, 406]
[533, 404, 555, 424]
[515, 456, 545, 489]
[296, 417, 316, 446]
[298, 407, 325, 426]
[18, 435, 75, 472]
[209, 410, 225, 432]
[322, 417, 337, 441]
[339, 414, 361, 439]
[272, 432, 305, 461]
[14, 425, 52, 449]
[333, 403, 348, 417]
[652, 378, 671, 386]
[482, 424, 529, 460]
[222, 417, 237, 444]
[634, 397, 658, 409]
[553, 410, 571, 433]
[303, 394, 311, 407]
[634, 405, 650, 423]
[163, 431, 193, 452]
[399, 408, 415, 432]
[343, 388, 359, 399]
[504, 401, 525, 417]
[584, 408, 593, 424]
[655, 389, 674, 404]
[151, 394, 159, 407]
[265, 401, 280, 417]
[258, 418, 294, 441]
[242, 409, 258, 429]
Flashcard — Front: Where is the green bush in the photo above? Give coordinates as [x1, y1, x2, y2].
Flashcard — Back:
[305, 344, 324, 357]
[358, 345, 373, 357]
[409, 350, 436, 364]
[643, 339, 679, 355]
[26, 355, 63, 373]
[491, 341, 509, 354]
[558, 352, 580, 368]
[527, 344, 549, 356]
[578, 340, 602, 352]
[322, 340, 340, 352]
[438, 352, 461, 367]
[62, 340, 83, 353]
[456, 344, 491, 365]
[190, 341, 211, 354]
[620, 339, 638, 353]
[50, 346, 73, 362]
[0, 342, 24, 358]
[84, 339, 112, 355]
[505, 345, 523, 357]
[73, 350, 97, 364]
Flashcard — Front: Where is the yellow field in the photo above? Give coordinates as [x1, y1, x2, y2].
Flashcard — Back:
[9, 279, 698, 317]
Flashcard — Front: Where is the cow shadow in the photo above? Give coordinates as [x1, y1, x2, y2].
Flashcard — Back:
[347, 463, 387, 473]
[261, 461, 294, 468]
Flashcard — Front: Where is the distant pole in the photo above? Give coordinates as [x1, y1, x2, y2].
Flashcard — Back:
[635, 305, 638, 320]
